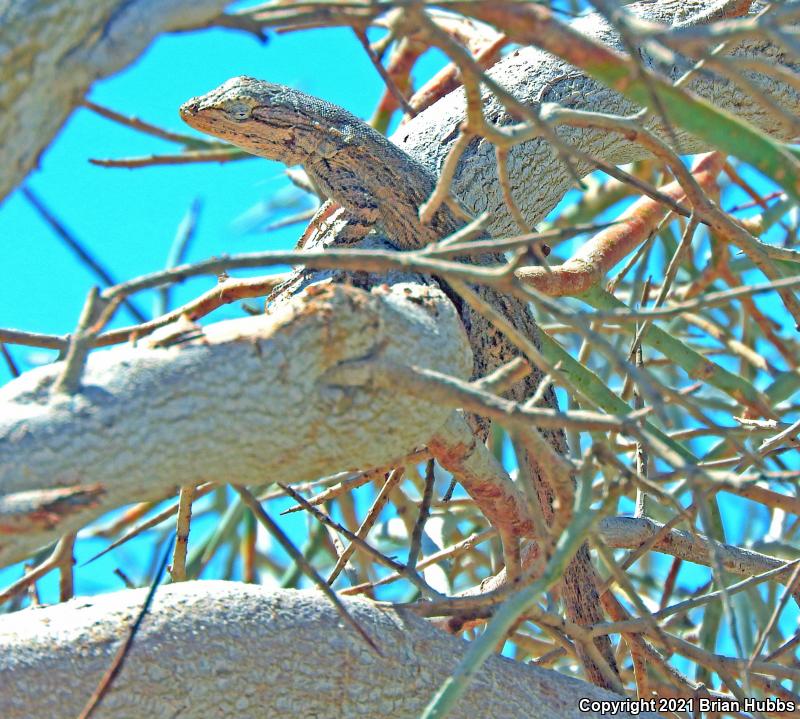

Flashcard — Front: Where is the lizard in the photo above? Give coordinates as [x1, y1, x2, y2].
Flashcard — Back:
[180, 76, 617, 688]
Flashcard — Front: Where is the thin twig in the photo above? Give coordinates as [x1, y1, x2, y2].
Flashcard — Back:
[22, 187, 147, 323]
[0, 343, 20, 377]
[407, 459, 436, 569]
[76, 534, 175, 719]
[158, 198, 203, 315]
[232, 485, 380, 653]
[278, 482, 440, 598]
[327, 468, 405, 584]
[169, 485, 196, 582]
[353, 27, 417, 118]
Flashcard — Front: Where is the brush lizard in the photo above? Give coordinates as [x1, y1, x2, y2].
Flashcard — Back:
[180, 76, 616, 688]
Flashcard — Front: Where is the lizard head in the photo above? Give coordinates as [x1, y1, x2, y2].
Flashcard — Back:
[180, 76, 263, 123]
[180, 76, 312, 166]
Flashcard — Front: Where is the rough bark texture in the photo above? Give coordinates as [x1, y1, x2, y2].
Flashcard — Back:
[0, 581, 662, 719]
[393, 0, 799, 234]
[0, 281, 471, 567]
[0, 0, 230, 201]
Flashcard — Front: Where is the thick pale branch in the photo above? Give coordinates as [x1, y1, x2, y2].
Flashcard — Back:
[0, 282, 470, 567]
[394, 0, 800, 235]
[0, 581, 659, 719]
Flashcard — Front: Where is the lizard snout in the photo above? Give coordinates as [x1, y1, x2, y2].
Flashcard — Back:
[179, 99, 200, 119]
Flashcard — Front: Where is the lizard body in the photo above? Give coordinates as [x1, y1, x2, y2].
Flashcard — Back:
[180, 76, 616, 688]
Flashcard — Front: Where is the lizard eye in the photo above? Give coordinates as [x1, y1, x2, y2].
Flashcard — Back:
[224, 100, 253, 121]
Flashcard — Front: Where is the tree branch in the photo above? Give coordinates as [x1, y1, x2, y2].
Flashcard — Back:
[0, 581, 660, 719]
[0, 282, 470, 567]
[0, 0, 232, 201]
[393, 0, 799, 236]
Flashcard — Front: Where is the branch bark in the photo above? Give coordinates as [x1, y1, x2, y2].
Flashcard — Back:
[0, 581, 662, 719]
[393, 0, 799, 235]
[0, 0, 231, 201]
[0, 281, 470, 567]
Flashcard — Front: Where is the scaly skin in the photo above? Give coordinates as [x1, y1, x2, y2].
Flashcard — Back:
[180, 77, 454, 249]
[181, 76, 617, 688]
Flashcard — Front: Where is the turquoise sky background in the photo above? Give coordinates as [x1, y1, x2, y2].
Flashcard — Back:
[1, 3, 797, 681]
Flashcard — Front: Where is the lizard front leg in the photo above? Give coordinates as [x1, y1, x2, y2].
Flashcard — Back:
[296, 200, 375, 252]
